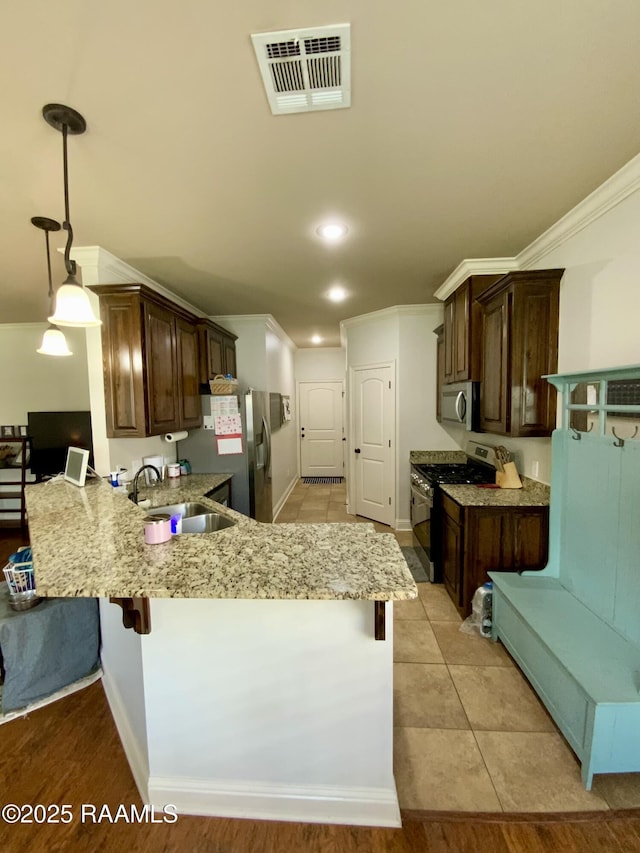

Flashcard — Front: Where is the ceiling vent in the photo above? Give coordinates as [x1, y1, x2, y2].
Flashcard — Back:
[251, 24, 351, 115]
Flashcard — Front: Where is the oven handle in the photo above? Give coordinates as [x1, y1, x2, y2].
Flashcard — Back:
[411, 484, 432, 506]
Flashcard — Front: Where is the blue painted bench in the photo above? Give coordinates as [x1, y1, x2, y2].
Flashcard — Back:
[489, 364, 640, 790]
[489, 571, 640, 790]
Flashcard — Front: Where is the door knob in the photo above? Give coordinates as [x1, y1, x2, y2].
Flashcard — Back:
[354, 448, 361, 454]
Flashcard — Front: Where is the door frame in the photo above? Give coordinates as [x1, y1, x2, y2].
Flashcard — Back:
[347, 360, 396, 526]
[296, 379, 345, 479]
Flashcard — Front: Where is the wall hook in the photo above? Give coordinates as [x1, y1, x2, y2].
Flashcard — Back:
[611, 425, 638, 447]
[571, 423, 593, 440]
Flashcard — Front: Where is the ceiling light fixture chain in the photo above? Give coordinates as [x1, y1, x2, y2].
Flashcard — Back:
[61, 119, 76, 282]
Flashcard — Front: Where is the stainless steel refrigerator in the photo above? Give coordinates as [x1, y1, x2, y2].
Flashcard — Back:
[177, 390, 272, 522]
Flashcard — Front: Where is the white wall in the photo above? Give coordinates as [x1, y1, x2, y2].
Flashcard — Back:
[0, 323, 90, 423]
[295, 347, 346, 381]
[214, 314, 298, 513]
[342, 306, 459, 528]
[397, 308, 460, 517]
[540, 187, 640, 373]
[142, 597, 398, 825]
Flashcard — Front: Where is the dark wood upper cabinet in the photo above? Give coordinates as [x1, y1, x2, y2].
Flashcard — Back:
[477, 269, 563, 437]
[176, 317, 202, 430]
[144, 299, 180, 435]
[442, 275, 502, 384]
[90, 283, 210, 438]
[197, 320, 238, 392]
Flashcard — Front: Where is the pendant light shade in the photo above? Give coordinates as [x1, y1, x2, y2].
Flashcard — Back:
[42, 103, 101, 328]
[31, 216, 74, 356]
[37, 326, 73, 356]
[48, 283, 101, 327]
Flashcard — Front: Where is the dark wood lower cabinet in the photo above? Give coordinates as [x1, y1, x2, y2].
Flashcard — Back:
[440, 493, 549, 616]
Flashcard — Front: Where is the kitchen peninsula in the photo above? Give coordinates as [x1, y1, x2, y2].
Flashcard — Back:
[25, 475, 416, 827]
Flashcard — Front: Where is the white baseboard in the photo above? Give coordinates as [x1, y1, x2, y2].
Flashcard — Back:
[148, 776, 401, 827]
[395, 518, 412, 532]
[272, 474, 299, 520]
[101, 667, 150, 804]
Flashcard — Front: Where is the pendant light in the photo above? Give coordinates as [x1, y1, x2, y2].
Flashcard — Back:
[32, 216, 73, 357]
[43, 103, 101, 328]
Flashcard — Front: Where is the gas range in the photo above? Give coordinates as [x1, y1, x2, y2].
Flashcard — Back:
[410, 443, 496, 497]
[410, 442, 497, 582]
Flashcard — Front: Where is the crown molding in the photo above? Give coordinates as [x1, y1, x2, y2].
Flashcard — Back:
[1, 322, 50, 331]
[212, 313, 297, 351]
[433, 258, 518, 302]
[65, 246, 207, 318]
[340, 303, 440, 331]
[433, 151, 640, 299]
[517, 151, 640, 269]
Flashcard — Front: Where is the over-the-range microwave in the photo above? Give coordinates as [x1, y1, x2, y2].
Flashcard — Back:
[440, 381, 480, 431]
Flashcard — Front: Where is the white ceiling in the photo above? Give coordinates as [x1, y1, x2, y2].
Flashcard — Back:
[2, 1, 640, 347]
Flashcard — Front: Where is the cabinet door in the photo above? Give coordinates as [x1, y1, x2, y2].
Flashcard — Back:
[176, 318, 202, 429]
[144, 301, 180, 435]
[100, 294, 147, 438]
[200, 326, 224, 383]
[510, 285, 559, 436]
[480, 289, 510, 434]
[442, 511, 463, 608]
[512, 509, 549, 570]
[443, 297, 455, 384]
[453, 284, 470, 381]
[223, 337, 237, 379]
[464, 510, 506, 615]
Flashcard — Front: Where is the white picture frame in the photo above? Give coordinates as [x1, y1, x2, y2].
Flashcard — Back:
[64, 446, 90, 487]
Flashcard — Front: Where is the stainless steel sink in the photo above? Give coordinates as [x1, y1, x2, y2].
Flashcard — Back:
[148, 502, 212, 518]
[147, 502, 235, 534]
[180, 513, 235, 534]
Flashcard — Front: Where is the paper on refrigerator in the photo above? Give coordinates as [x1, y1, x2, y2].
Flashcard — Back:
[210, 395, 239, 417]
[214, 414, 242, 435]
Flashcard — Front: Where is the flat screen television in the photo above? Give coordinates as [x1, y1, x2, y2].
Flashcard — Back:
[27, 410, 93, 480]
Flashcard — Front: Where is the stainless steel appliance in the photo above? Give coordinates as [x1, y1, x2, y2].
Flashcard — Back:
[440, 381, 479, 431]
[177, 390, 272, 521]
[410, 442, 496, 581]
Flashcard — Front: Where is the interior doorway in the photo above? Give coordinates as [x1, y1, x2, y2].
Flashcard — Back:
[298, 381, 345, 478]
[350, 363, 395, 526]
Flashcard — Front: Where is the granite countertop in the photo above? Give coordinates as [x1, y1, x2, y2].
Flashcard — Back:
[24, 474, 417, 602]
[439, 477, 550, 507]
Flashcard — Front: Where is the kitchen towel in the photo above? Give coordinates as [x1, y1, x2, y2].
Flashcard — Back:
[163, 431, 189, 443]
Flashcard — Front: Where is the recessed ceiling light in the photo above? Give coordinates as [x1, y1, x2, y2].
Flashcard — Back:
[311, 334, 323, 344]
[327, 285, 347, 302]
[316, 223, 348, 241]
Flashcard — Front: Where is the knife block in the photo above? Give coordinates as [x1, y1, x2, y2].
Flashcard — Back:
[496, 461, 523, 489]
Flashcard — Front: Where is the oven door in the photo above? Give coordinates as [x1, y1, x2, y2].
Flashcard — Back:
[410, 484, 434, 581]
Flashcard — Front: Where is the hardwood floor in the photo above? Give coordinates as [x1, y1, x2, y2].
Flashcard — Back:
[1, 681, 640, 852]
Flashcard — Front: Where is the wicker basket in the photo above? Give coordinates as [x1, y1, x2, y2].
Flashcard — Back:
[209, 374, 239, 394]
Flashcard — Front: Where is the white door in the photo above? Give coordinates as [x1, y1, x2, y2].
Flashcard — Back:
[299, 381, 344, 477]
[352, 365, 395, 526]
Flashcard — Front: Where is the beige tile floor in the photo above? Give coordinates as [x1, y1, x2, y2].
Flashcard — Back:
[277, 479, 640, 813]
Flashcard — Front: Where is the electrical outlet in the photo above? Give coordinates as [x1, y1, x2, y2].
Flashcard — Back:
[203, 415, 215, 430]
[531, 460, 539, 479]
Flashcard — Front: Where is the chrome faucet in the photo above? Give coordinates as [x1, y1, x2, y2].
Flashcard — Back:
[128, 464, 162, 504]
